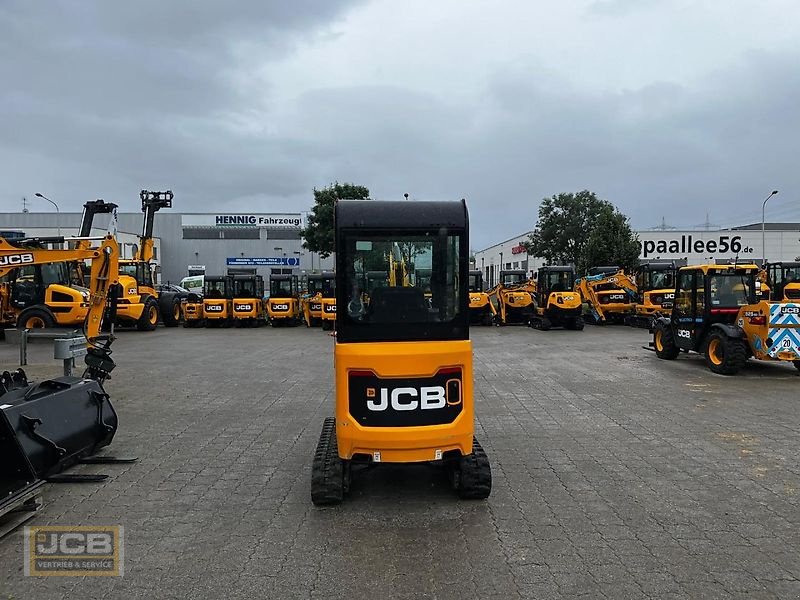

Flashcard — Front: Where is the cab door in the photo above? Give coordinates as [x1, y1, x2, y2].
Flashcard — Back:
[673, 269, 698, 350]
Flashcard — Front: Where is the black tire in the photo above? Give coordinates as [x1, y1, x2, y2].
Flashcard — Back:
[573, 317, 584, 331]
[705, 331, 747, 375]
[454, 438, 492, 500]
[159, 293, 180, 327]
[136, 297, 159, 331]
[321, 320, 333, 331]
[311, 417, 345, 506]
[17, 307, 56, 330]
[653, 323, 680, 360]
[793, 360, 800, 372]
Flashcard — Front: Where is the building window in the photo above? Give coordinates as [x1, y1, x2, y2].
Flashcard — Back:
[153, 247, 158, 261]
[221, 229, 260, 239]
[505, 262, 512, 270]
[267, 230, 301, 240]
[183, 228, 221, 239]
[512, 261, 518, 268]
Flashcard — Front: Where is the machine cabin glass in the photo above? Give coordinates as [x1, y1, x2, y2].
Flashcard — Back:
[468, 271, 483, 293]
[307, 274, 335, 298]
[204, 277, 231, 299]
[501, 271, 526, 286]
[233, 277, 262, 298]
[270, 276, 296, 298]
[673, 269, 698, 349]
[335, 200, 469, 343]
[707, 270, 755, 309]
[543, 269, 573, 294]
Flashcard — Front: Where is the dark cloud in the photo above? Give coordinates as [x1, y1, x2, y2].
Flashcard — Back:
[1, 2, 798, 249]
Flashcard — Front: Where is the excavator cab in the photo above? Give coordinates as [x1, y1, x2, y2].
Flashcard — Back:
[267, 274, 300, 325]
[529, 266, 583, 330]
[311, 199, 490, 505]
[302, 273, 329, 327]
[765, 262, 800, 302]
[628, 260, 680, 328]
[232, 275, 265, 327]
[317, 271, 337, 331]
[576, 266, 637, 324]
[203, 275, 234, 327]
[488, 269, 535, 325]
[468, 270, 495, 325]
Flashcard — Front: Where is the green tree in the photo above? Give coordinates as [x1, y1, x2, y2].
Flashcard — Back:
[301, 182, 370, 257]
[525, 190, 640, 274]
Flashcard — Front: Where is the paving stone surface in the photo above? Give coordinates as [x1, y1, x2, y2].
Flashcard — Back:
[0, 324, 798, 599]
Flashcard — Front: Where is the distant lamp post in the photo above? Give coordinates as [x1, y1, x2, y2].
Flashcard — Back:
[404, 193, 409, 201]
[35, 192, 61, 237]
[761, 190, 779, 265]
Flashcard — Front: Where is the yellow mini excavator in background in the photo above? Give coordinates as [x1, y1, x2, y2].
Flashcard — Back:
[302, 272, 335, 327]
[762, 262, 800, 302]
[311, 199, 490, 505]
[468, 270, 495, 325]
[487, 270, 535, 325]
[232, 274, 265, 327]
[575, 266, 637, 324]
[319, 272, 337, 331]
[267, 274, 301, 326]
[626, 260, 682, 329]
[528, 266, 583, 330]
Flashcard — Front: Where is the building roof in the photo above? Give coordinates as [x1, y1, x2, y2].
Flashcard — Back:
[732, 222, 800, 231]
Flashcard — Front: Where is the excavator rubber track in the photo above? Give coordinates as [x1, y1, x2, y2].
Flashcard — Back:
[453, 437, 492, 499]
[311, 417, 345, 506]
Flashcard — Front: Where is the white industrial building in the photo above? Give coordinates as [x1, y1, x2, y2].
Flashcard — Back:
[474, 223, 800, 288]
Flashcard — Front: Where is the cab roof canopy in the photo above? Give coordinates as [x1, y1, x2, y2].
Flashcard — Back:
[335, 199, 468, 231]
[308, 271, 335, 280]
[540, 265, 574, 271]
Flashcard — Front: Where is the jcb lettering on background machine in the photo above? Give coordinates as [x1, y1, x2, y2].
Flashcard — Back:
[311, 199, 491, 505]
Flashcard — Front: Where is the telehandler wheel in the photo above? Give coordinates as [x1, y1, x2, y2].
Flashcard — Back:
[653, 324, 680, 360]
[705, 331, 748, 375]
[452, 437, 492, 500]
[793, 360, 800, 372]
[311, 417, 346, 506]
[137, 298, 160, 331]
[17, 307, 55, 330]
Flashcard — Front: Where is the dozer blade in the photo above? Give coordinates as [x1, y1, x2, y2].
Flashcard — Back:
[0, 376, 118, 482]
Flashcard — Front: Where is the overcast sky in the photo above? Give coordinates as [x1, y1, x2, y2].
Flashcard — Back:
[1, 0, 799, 248]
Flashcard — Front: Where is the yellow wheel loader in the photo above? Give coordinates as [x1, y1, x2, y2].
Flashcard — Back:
[528, 266, 583, 330]
[652, 263, 800, 375]
[467, 270, 495, 325]
[232, 274, 265, 327]
[487, 270, 535, 325]
[311, 199, 490, 505]
[203, 275, 234, 327]
[115, 190, 181, 330]
[267, 274, 301, 326]
[575, 266, 637, 324]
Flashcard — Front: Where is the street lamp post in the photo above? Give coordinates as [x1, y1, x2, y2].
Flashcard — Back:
[35, 193, 61, 238]
[761, 190, 779, 265]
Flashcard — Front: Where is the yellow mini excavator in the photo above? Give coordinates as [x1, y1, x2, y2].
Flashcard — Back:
[311, 199, 490, 504]
[487, 270, 535, 325]
[468, 270, 495, 325]
[626, 260, 682, 329]
[528, 265, 583, 330]
[575, 266, 637, 324]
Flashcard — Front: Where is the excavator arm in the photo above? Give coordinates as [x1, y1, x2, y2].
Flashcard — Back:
[576, 269, 638, 323]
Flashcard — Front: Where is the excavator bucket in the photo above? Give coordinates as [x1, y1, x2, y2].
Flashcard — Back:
[0, 368, 117, 485]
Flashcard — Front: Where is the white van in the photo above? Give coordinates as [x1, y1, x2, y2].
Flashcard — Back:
[180, 275, 204, 295]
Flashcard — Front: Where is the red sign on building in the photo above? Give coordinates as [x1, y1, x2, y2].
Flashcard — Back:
[511, 243, 526, 255]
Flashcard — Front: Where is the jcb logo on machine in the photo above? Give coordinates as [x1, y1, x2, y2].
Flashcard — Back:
[609, 294, 625, 301]
[0, 253, 34, 267]
[310, 303, 322, 311]
[607, 277, 618, 283]
[780, 306, 800, 315]
[272, 303, 289, 311]
[348, 368, 463, 427]
[234, 304, 252, 312]
[324, 304, 337, 313]
[677, 329, 692, 339]
[663, 293, 675, 300]
[205, 304, 223, 312]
